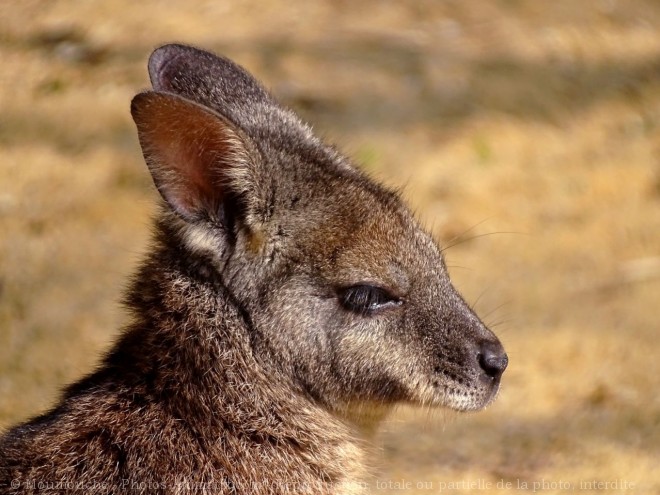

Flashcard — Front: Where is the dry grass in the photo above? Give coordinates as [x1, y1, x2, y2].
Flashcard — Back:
[1, 1, 658, 493]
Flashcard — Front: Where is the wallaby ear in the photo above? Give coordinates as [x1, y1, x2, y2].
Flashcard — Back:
[147, 44, 275, 123]
[130, 91, 254, 224]
[147, 44, 319, 148]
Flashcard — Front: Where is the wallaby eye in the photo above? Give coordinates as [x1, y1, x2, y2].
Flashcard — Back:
[339, 285, 402, 315]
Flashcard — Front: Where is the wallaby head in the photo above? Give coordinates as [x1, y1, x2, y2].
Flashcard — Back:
[0, 43, 508, 493]
[132, 44, 507, 424]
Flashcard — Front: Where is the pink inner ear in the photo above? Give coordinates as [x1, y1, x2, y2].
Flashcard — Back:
[133, 92, 244, 220]
[155, 126, 223, 215]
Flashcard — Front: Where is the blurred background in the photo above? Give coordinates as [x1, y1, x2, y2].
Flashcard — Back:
[0, 1, 658, 493]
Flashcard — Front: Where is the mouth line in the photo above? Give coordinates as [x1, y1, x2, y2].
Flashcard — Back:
[424, 374, 501, 412]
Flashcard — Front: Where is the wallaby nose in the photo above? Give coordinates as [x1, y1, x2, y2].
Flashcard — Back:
[478, 341, 508, 380]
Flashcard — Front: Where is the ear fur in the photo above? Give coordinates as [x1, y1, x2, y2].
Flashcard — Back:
[147, 43, 275, 127]
[130, 91, 255, 224]
[145, 43, 322, 149]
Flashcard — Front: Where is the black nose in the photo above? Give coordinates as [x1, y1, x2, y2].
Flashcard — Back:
[478, 342, 508, 380]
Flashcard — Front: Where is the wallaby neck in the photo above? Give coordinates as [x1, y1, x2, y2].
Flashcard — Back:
[112, 224, 370, 491]
[121, 230, 299, 424]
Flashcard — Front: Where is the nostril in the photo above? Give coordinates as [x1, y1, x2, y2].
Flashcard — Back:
[478, 344, 508, 380]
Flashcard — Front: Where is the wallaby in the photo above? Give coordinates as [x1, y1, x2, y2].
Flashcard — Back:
[0, 44, 507, 494]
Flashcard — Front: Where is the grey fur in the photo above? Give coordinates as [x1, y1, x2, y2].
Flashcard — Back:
[0, 44, 507, 495]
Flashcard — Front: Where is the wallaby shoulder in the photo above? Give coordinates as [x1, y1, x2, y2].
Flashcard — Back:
[1, 223, 368, 494]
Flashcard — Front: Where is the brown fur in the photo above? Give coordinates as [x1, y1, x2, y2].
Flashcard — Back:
[0, 44, 507, 494]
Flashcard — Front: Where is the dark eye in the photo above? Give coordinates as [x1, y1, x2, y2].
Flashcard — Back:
[339, 285, 402, 315]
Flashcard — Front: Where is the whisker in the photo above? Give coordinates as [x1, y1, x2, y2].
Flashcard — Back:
[441, 230, 528, 252]
[487, 318, 514, 329]
[439, 217, 495, 248]
[481, 301, 512, 320]
[470, 284, 498, 311]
